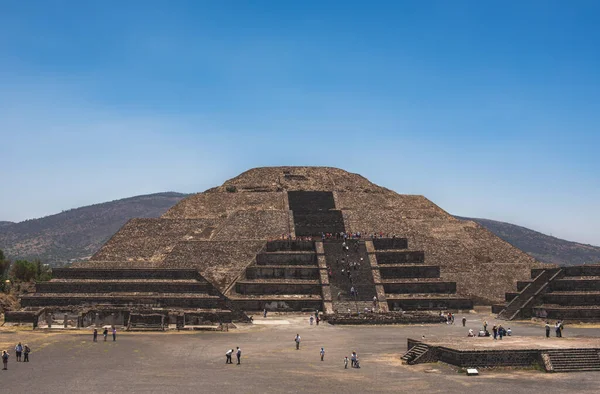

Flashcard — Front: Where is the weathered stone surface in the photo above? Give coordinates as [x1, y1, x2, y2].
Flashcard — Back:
[86, 166, 545, 303]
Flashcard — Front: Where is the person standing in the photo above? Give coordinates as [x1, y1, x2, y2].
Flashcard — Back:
[320, 347, 325, 361]
[15, 343, 23, 362]
[236, 347, 241, 365]
[555, 321, 562, 338]
[23, 345, 30, 362]
[492, 325, 498, 340]
[462, 317, 466, 327]
[225, 349, 233, 364]
[103, 327, 108, 342]
[112, 326, 117, 341]
[309, 316, 314, 325]
[263, 308, 267, 318]
[295, 334, 301, 350]
[545, 321, 551, 338]
[483, 320, 488, 332]
[344, 356, 349, 369]
[351, 352, 357, 368]
[2, 350, 9, 370]
[93, 328, 98, 342]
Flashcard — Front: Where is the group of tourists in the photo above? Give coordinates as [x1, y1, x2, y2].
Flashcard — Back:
[309, 310, 321, 325]
[1, 342, 31, 370]
[546, 320, 565, 337]
[225, 347, 242, 364]
[92, 326, 117, 342]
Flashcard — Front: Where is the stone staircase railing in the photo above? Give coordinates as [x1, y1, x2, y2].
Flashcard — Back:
[498, 268, 563, 320]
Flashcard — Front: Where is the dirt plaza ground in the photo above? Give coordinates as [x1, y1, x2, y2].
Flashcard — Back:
[1, 311, 599, 393]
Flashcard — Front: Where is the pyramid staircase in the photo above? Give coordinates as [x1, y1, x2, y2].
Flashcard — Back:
[544, 349, 600, 372]
[496, 264, 600, 321]
[229, 240, 324, 311]
[401, 343, 432, 365]
[373, 239, 473, 311]
[21, 268, 237, 323]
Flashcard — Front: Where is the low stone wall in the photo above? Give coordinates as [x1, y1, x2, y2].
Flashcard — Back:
[372, 238, 408, 250]
[266, 240, 315, 252]
[379, 265, 440, 279]
[388, 298, 473, 311]
[325, 312, 445, 325]
[3, 310, 44, 325]
[256, 252, 317, 265]
[406, 339, 543, 368]
[375, 251, 425, 264]
[533, 307, 600, 320]
[235, 282, 322, 295]
[232, 298, 323, 311]
[383, 281, 456, 294]
[246, 266, 319, 279]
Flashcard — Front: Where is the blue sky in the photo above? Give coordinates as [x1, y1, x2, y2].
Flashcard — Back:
[1, 1, 599, 246]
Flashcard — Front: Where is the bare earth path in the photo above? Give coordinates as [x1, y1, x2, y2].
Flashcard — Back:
[1, 312, 599, 393]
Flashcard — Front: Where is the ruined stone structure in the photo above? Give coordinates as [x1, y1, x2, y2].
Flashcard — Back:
[16, 166, 549, 323]
[494, 264, 600, 321]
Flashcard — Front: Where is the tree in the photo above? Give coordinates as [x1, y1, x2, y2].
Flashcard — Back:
[11, 260, 37, 282]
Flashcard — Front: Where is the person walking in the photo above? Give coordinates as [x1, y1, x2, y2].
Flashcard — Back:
[344, 356, 349, 369]
[225, 349, 233, 364]
[351, 352, 357, 368]
[309, 316, 314, 325]
[15, 343, 23, 362]
[263, 308, 267, 318]
[103, 327, 108, 341]
[112, 326, 117, 341]
[236, 347, 241, 365]
[555, 321, 562, 338]
[462, 317, 466, 327]
[23, 345, 30, 362]
[545, 321, 551, 338]
[2, 350, 9, 370]
[492, 325, 498, 340]
[320, 347, 325, 361]
[295, 334, 301, 350]
[93, 328, 98, 342]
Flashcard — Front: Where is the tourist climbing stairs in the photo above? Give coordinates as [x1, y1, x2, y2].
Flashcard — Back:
[322, 240, 378, 313]
[498, 268, 563, 320]
[545, 349, 600, 372]
[401, 343, 431, 365]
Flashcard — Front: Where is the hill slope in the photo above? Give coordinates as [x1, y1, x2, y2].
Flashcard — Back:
[456, 216, 600, 266]
[0, 193, 188, 264]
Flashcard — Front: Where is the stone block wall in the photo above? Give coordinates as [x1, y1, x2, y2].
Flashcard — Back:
[35, 281, 210, 294]
[245, 266, 319, 280]
[266, 240, 315, 252]
[232, 298, 323, 311]
[256, 252, 317, 265]
[379, 265, 440, 279]
[234, 282, 322, 295]
[389, 298, 472, 311]
[52, 268, 201, 280]
[373, 238, 408, 250]
[551, 279, 600, 291]
[383, 281, 456, 294]
[375, 251, 425, 264]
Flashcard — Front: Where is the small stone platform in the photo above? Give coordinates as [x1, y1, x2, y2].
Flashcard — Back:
[403, 336, 600, 372]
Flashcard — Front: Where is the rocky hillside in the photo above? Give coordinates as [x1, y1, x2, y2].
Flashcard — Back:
[456, 216, 600, 266]
[0, 193, 188, 264]
[1, 191, 598, 267]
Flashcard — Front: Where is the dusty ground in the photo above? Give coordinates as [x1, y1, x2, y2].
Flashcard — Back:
[0, 312, 599, 393]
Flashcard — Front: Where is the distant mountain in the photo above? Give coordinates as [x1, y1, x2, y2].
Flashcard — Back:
[0, 192, 189, 264]
[1, 192, 598, 267]
[456, 216, 600, 266]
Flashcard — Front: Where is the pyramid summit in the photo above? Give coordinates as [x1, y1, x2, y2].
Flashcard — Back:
[78, 166, 543, 306]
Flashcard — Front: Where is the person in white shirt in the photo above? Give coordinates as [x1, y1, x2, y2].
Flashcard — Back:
[295, 334, 301, 350]
[225, 349, 233, 364]
[320, 347, 325, 361]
